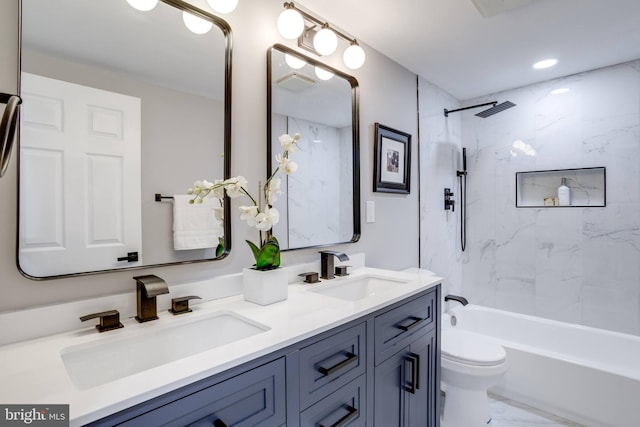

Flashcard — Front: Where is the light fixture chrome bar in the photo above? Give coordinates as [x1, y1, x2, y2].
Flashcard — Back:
[283, 2, 358, 45]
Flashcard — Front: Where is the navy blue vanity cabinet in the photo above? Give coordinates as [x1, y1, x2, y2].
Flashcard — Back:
[89, 358, 286, 427]
[373, 291, 439, 427]
[86, 285, 440, 427]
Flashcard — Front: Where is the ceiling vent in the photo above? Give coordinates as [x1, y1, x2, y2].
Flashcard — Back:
[470, 0, 533, 18]
[276, 73, 316, 92]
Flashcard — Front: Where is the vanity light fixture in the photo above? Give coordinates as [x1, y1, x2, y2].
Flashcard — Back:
[206, 0, 238, 14]
[182, 11, 214, 34]
[277, 6, 305, 39]
[277, 2, 366, 70]
[533, 58, 558, 69]
[313, 25, 338, 55]
[126, 0, 158, 12]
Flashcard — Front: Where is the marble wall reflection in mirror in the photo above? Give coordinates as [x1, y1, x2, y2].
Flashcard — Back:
[18, 0, 231, 278]
[268, 45, 360, 250]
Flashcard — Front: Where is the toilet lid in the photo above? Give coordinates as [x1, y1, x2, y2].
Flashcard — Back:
[441, 329, 506, 366]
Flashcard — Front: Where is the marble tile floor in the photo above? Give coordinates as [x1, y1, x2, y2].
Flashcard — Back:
[488, 393, 585, 427]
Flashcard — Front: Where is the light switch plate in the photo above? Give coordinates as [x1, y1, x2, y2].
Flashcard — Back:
[366, 201, 375, 223]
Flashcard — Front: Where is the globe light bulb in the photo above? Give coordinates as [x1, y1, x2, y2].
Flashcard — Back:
[126, 0, 158, 12]
[183, 11, 213, 34]
[285, 54, 306, 70]
[277, 9, 304, 40]
[343, 43, 365, 69]
[315, 66, 334, 81]
[313, 27, 338, 56]
[207, 0, 238, 14]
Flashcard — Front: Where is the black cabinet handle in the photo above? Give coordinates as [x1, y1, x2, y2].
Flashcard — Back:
[397, 316, 424, 332]
[317, 352, 358, 376]
[117, 251, 139, 262]
[405, 352, 420, 394]
[319, 405, 358, 427]
[213, 419, 227, 427]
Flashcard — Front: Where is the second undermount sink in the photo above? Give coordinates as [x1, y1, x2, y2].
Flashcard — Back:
[310, 274, 410, 301]
[61, 311, 269, 390]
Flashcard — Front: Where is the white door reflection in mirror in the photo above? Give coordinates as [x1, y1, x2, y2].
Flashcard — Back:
[19, 73, 142, 277]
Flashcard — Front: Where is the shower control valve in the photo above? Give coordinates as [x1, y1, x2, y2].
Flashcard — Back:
[444, 188, 455, 212]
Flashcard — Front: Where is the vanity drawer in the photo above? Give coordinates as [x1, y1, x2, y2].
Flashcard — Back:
[374, 291, 435, 365]
[299, 322, 367, 409]
[116, 358, 286, 427]
[300, 374, 366, 427]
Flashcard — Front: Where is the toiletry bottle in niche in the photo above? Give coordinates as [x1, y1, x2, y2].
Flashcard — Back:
[558, 177, 571, 206]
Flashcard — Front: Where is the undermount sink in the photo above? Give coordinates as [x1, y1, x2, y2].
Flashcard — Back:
[61, 311, 269, 389]
[309, 274, 410, 301]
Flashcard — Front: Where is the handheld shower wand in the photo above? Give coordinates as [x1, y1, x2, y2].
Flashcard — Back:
[457, 148, 467, 251]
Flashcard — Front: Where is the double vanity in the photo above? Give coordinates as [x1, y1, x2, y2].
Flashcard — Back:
[0, 265, 441, 426]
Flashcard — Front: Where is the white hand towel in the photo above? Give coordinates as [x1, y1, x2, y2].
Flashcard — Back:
[172, 195, 223, 250]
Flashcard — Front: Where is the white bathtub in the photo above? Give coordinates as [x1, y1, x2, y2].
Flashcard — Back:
[446, 304, 640, 427]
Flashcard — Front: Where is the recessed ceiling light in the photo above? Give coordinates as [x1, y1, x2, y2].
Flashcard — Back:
[550, 87, 570, 95]
[533, 59, 558, 69]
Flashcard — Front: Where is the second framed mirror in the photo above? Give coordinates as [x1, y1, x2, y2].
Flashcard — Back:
[267, 44, 360, 250]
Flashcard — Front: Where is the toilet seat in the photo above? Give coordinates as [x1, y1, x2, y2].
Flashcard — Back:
[442, 329, 506, 366]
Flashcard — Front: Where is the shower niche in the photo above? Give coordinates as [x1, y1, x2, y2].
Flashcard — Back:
[516, 167, 606, 208]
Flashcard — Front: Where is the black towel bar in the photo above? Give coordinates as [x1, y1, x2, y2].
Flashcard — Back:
[155, 193, 174, 202]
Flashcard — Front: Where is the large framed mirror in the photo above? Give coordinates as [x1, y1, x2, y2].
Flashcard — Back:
[17, 0, 232, 279]
[267, 44, 360, 250]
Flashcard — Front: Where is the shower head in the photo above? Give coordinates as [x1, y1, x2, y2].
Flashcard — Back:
[444, 100, 516, 118]
[475, 101, 516, 118]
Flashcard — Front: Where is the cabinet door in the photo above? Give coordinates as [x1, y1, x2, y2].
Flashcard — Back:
[374, 330, 437, 427]
[373, 347, 409, 426]
[118, 358, 286, 427]
[408, 329, 437, 427]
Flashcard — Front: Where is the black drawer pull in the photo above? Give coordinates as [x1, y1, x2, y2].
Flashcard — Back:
[319, 405, 358, 427]
[213, 419, 227, 427]
[317, 352, 358, 376]
[405, 352, 420, 394]
[397, 316, 424, 332]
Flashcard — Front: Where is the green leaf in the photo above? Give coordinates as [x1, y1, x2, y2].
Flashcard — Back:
[255, 236, 281, 270]
[245, 239, 261, 262]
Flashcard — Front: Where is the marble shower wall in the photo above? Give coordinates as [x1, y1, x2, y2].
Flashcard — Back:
[418, 77, 463, 298]
[461, 60, 640, 335]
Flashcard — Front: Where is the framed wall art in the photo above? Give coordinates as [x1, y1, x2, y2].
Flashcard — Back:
[373, 123, 411, 194]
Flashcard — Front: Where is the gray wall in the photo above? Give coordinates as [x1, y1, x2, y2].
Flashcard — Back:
[0, 0, 419, 311]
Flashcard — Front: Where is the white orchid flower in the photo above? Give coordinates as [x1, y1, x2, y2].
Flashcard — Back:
[254, 206, 280, 231]
[206, 179, 224, 199]
[284, 160, 298, 175]
[224, 176, 247, 198]
[239, 205, 259, 226]
[278, 134, 294, 151]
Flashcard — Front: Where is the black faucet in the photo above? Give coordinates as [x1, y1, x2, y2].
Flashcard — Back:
[133, 275, 169, 322]
[319, 250, 350, 280]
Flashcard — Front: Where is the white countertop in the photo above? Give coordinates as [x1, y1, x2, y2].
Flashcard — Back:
[0, 267, 441, 426]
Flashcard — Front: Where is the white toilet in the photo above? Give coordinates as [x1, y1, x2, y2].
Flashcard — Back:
[441, 328, 508, 427]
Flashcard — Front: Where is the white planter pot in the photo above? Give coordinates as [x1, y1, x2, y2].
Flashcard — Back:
[242, 267, 288, 305]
